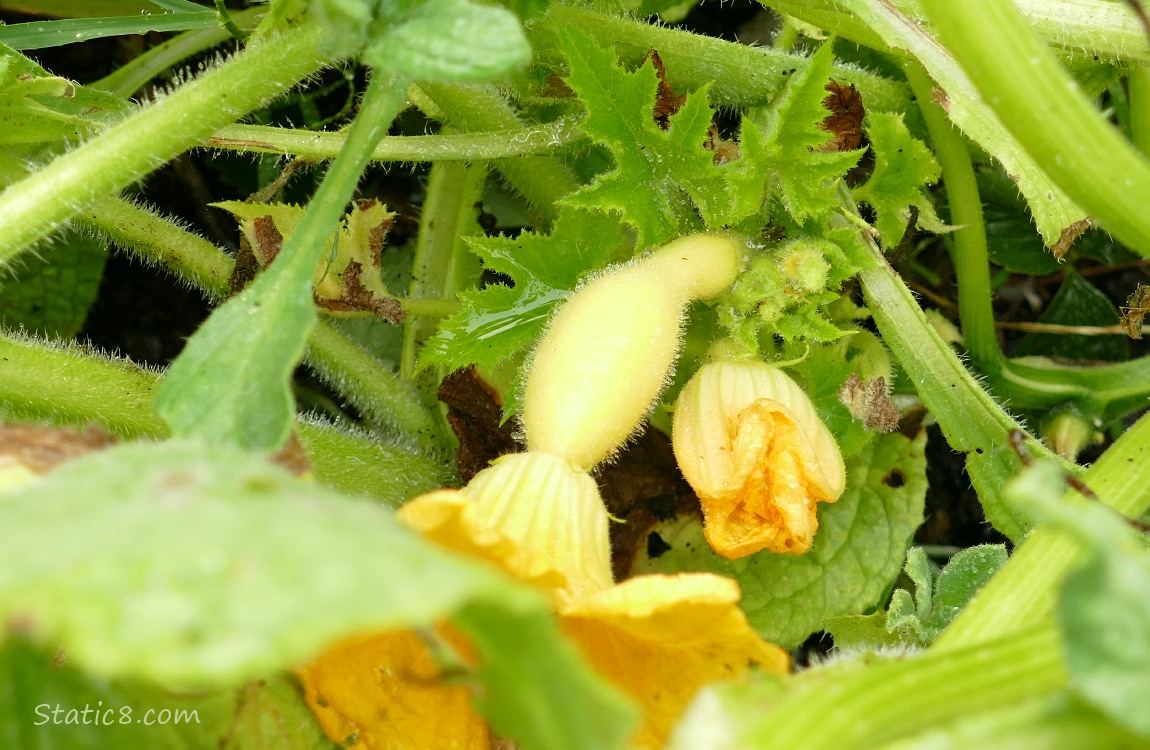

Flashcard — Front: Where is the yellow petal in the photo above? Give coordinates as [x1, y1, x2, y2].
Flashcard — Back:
[399, 452, 614, 599]
[673, 360, 846, 557]
[297, 628, 490, 750]
[560, 573, 788, 749]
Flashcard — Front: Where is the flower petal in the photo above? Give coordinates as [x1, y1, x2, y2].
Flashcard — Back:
[560, 573, 788, 749]
[297, 628, 489, 750]
[400, 453, 614, 599]
[673, 360, 846, 557]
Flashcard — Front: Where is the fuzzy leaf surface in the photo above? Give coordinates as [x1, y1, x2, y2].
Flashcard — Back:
[0, 231, 107, 339]
[724, 43, 863, 225]
[0, 441, 634, 749]
[635, 431, 926, 648]
[558, 26, 727, 248]
[421, 208, 628, 373]
[852, 112, 945, 248]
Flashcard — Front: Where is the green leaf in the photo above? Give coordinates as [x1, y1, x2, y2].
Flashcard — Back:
[0, 231, 107, 339]
[1014, 271, 1128, 362]
[826, 544, 1007, 651]
[557, 25, 728, 248]
[977, 167, 1062, 275]
[635, 430, 927, 649]
[156, 74, 407, 453]
[0, 12, 217, 51]
[366, 0, 530, 82]
[724, 43, 863, 225]
[0, 441, 636, 749]
[421, 207, 629, 374]
[1008, 461, 1150, 739]
[852, 112, 946, 249]
[0, 639, 336, 750]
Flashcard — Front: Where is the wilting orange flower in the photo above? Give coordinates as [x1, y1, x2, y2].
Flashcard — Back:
[298, 451, 787, 750]
[673, 359, 846, 559]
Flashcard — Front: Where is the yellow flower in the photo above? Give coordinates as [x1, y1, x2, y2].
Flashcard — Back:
[298, 451, 787, 750]
[672, 359, 846, 559]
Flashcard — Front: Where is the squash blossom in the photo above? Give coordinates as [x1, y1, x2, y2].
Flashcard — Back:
[299, 235, 780, 748]
[523, 233, 740, 470]
[298, 451, 788, 750]
[673, 360, 846, 558]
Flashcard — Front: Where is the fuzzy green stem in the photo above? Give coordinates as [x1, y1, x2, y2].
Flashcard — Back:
[77, 195, 443, 450]
[415, 83, 578, 225]
[740, 625, 1066, 749]
[306, 323, 445, 450]
[935, 409, 1150, 649]
[81, 197, 232, 301]
[542, 4, 910, 112]
[765, 0, 1150, 63]
[1127, 66, 1150, 157]
[0, 332, 446, 505]
[401, 159, 487, 380]
[0, 23, 328, 269]
[904, 62, 1002, 370]
[918, 0, 1150, 257]
[206, 117, 583, 162]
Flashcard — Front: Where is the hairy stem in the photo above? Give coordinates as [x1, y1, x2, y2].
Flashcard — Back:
[918, 0, 1150, 257]
[0, 23, 328, 268]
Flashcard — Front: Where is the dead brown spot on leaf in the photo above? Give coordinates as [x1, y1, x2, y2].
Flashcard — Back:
[838, 373, 901, 432]
[251, 215, 283, 266]
[270, 431, 313, 476]
[704, 122, 741, 164]
[0, 423, 116, 475]
[438, 368, 523, 483]
[1121, 284, 1150, 339]
[1049, 217, 1092, 260]
[228, 235, 261, 295]
[820, 81, 864, 152]
[930, 87, 950, 114]
[314, 261, 405, 324]
[645, 49, 686, 130]
[882, 468, 906, 488]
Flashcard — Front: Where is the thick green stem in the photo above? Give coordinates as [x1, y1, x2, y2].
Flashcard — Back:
[0, 23, 328, 268]
[415, 83, 578, 224]
[935, 410, 1150, 649]
[542, 4, 910, 112]
[0, 332, 446, 505]
[904, 62, 1002, 370]
[918, 0, 1150, 257]
[401, 159, 487, 380]
[81, 197, 232, 301]
[766, 0, 1150, 63]
[740, 625, 1066, 749]
[78, 195, 443, 450]
[1128, 66, 1150, 157]
[206, 117, 582, 162]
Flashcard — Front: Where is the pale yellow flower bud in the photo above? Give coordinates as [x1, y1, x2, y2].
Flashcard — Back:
[523, 234, 741, 470]
[672, 360, 846, 558]
[399, 451, 615, 600]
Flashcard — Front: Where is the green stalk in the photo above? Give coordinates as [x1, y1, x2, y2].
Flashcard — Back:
[0, 332, 446, 506]
[767, 0, 1150, 63]
[94, 7, 267, 98]
[400, 159, 487, 380]
[415, 82, 578, 225]
[917, 0, 1150, 257]
[0, 23, 328, 268]
[1128, 66, 1150, 157]
[206, 118, 583, 162]
[935, 409, 1150, 649]
[81, 197, 232, 301]
[738, 625, 1066, 749]
[542, 4, 910, 112]
[79, 196, 443, 450]
[903, 62, 1002, 370]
